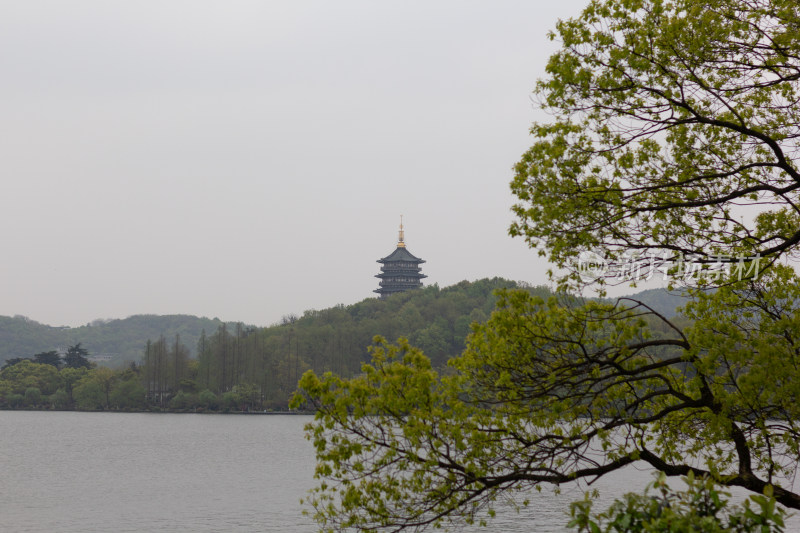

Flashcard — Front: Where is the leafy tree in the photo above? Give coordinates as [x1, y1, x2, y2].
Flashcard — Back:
[232, 383, 260, 411]
[64, 343, 92, 369]
[1, 357, 29, 370]
[24, 386, 42, 407]
[0, 380, 12, 405]
[568, 473, 787, 533]
[509, 0, 800, 285]
[293, 0, 800, 530]
[33, 350, 62, 369]
[89, 367, 116, 409]
[410, 323, 449, 366]
[221, 390, 238, 412]
[7, 393, 23, 408]
[133, 278, 521, 411]
[59, 367, 88, 408]
[0, 360, 61, 395]
[50, 389, 69, 409]
[178, 378, 200, 394]
[197, 389, 219, 410]
[109, 378, 147, 410]
[169, 390, 195, 410]
[0, 313, 225, 366]
[73, 379, 105, 410]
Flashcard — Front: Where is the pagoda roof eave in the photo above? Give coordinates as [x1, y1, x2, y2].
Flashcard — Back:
[377, 246, 425, 263]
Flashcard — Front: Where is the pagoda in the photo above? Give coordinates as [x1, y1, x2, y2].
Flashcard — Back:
[374, 217, 427, 299]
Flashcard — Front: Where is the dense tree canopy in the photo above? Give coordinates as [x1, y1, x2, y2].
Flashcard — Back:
[0, 278, 522, 412]
[568, 473, 788, 532]
[64, 343, 92, 369]
[0, 314, 226, 367]
[294, 0, 800, 530]
[33, 350, 62, 369]
[510, 0, 800, 288]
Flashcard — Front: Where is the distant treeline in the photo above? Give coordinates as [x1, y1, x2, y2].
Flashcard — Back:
[0, 279, 689, 412]
[141, 278, 548, 410]
[0, 278, 536, 411]
[0, 314, 229, 367]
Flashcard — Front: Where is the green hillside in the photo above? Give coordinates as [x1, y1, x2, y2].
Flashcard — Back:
[0, 279, 691, 411]
[620, 287, 690, 318]
[0, 314, 229, 366]
[0, 283, 687, 369]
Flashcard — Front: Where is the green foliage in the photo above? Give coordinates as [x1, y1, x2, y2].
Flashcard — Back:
[178, 378, 199, 394]
[0, 316, 63, 365]
[141, 335, 191, 407]
[169, 390, 196, 410]
[568, 473, 788, 533]
[59, 367, 87, 408]
[24, 387, 42, 407]
[0, 314, 227, 367]
[0, 278, 528, 412]
[0, 360, 61, 395]
[50, 389, 69, 409]
[197, 389, 219, 410]
[73, 367, 115, 411]
[7, 393, 23, 408]
[221, 391, 238, 412]
[294, 0, 800, 527]
[187, 278, 525, 410]
[109, 379, 147, 410]
[291, 337, 482, 531]
[33, 350, 62, 369]
[295, 268, 800, 529]
[1, 357, 29, 370]
[510, 0, 800, 290]
[621, 289, 687, 319]
[73, 379, 105, 410]
[64, 344, 92, 369]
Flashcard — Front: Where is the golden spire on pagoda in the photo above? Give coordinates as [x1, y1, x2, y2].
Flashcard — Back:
[397, 215, 406, 248]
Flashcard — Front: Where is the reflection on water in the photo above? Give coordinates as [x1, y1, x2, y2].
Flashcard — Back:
[0, 411, 796, 532]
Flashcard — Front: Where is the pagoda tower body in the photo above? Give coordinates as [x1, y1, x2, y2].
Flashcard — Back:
[374, 218, 427, 299]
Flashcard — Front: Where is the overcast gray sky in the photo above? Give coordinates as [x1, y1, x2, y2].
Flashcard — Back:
[1, 0, 589, 327]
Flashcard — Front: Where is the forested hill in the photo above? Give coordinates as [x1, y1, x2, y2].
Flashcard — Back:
[267, 277, 541, 372]
[143, 279, 690, 409]
[0, 281, 686, 371]
[622, 287, 689, 319]
[0, 315, 227, 366]
[0, 280, 690, 410]
[148, 278, 535, 408]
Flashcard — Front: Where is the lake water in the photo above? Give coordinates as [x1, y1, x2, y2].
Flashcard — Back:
[0, 411, 796, 532]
